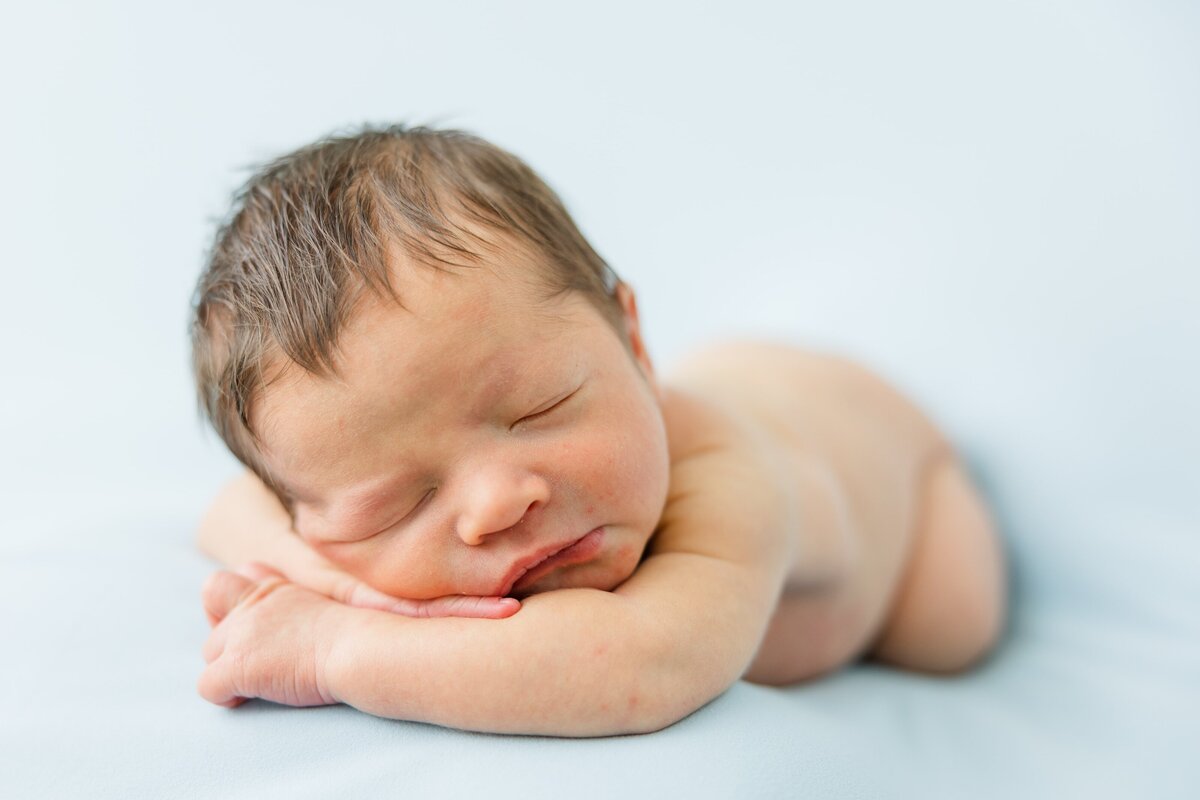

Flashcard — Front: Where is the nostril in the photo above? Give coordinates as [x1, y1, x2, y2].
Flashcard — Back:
[518, 498, 543, 527]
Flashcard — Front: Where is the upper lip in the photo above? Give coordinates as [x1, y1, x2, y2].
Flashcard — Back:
[492, 534, 588, 597]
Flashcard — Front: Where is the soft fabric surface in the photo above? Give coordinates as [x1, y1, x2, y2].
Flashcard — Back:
[2, 1, 1197, 797]
[2, 441, 1196, 798]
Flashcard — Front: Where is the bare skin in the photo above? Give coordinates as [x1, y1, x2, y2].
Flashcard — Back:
[663, 342, 1007, 681]
[197, 263, 1007, 732]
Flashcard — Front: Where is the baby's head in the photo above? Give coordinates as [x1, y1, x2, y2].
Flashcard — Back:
[190, 124, 670, 599]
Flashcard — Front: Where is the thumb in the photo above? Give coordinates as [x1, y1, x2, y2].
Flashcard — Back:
[201, 570, 259, 627]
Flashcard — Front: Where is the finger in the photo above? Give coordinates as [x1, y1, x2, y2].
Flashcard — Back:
[325, 574, 423, 613]
[234, 561, 286, 582]
[201, 624, 227, 664]
[201, 570, 257, 625]
[197, 659, 248, 709]
[324, 573, 520, 618]
[391, 594, 522, 619]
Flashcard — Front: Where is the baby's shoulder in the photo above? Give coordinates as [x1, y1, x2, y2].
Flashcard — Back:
[662, 386, 753, 465]
[659, 384, 783, 470]
[653, 387, 796, 560]
[657, 383, 787, 515]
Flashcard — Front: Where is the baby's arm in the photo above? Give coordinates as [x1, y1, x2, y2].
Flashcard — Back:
[199, 439, 793, 736]
[336, 544, 787, 734]
[198, 470, 317, 577]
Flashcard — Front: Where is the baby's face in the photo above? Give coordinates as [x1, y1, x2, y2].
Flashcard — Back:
[252, 257, 670, 600]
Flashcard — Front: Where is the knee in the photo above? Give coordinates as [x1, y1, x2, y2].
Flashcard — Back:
[874, 560, 1008, 676]
[916, 574, 1008, 675]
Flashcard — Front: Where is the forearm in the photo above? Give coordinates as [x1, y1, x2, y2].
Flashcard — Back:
[327, 587, 719, 737]
[196, 470, 308, 571]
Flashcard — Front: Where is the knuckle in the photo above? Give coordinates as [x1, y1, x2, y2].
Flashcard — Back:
[330, 575, 359, 604]
[445, 597, 473, 617]
[346, 583, 374, 609]
[398, 599, 421, 618]
[244, 576, 286, 605]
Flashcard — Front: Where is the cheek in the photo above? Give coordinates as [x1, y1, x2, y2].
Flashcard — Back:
[315, 537, 453, 600]
[561, 404, 669, 528]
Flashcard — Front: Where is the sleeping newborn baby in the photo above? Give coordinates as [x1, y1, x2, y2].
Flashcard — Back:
[190, 124, 1007, 736]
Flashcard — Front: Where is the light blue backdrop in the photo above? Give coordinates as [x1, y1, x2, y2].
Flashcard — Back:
[2, 0, 1195, 512]
[1, 2, 1196, 798]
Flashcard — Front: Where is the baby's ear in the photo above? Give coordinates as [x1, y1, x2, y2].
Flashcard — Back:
[614, 282, 664, 402]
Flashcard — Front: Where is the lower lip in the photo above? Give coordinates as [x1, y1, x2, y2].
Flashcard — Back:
[512, 527, 605, 593]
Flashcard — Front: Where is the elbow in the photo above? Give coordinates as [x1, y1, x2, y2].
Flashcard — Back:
[527, 603, 733, 737]
[570, 682, 703, 737]
[609, 632, 739, 736]
[609, 668, 731, 736]
[617, 691, 712, 736]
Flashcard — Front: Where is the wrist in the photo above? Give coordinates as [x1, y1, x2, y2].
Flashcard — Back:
[322, 604, 384, 706]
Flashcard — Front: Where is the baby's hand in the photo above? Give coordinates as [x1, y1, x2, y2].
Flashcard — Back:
[198, 569, 347, 708]
[233, 559, 520, 620]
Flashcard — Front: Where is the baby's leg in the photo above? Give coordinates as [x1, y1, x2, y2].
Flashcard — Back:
[866, 448, 1008, 673]
[743, 445, 1006, 684]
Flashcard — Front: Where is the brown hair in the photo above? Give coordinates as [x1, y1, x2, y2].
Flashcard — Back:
[189, 123, 623, 512]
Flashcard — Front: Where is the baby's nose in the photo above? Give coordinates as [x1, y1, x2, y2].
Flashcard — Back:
[455, 472, 551, 546]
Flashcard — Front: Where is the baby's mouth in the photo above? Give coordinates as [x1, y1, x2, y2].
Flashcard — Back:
[495, 526, 607, 596]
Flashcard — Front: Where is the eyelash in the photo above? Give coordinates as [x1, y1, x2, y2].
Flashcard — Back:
[513, 389, 576, 428]
[401, 486, 435, 518]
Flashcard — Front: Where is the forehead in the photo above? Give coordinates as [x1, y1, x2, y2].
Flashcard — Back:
[251, 259, 598, 493]
[337, 256, 579, 387]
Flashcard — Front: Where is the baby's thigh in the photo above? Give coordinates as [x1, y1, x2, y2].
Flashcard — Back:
[785, 356, 952, 646]
[745, 446, 1007, 685]
[866, 450, 1008, 673]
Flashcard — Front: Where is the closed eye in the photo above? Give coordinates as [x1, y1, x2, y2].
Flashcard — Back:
[513, 389, 577, 429]
[336, 487, 435, 542]
[393, 486, 436, 527]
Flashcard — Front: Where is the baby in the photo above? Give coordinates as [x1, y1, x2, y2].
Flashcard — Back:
[190, 124, 1007, 737]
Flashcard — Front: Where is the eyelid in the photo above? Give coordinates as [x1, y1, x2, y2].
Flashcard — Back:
[341, 486, 434, 542]
[513, 388, 578, 428]
[395, 486, 436, 525]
